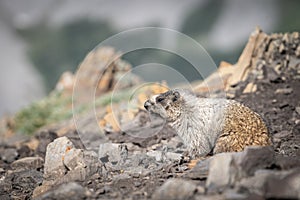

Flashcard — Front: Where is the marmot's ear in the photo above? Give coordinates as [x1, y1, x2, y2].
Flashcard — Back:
[173, 91, 180, 101]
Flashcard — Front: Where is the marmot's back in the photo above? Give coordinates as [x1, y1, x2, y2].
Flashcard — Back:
[213, 101, 271, 154]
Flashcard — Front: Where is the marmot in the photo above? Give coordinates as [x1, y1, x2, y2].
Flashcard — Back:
[144, 89, 271, 157]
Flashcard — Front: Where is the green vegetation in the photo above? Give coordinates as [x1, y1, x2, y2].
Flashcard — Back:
[14, 91, 72, 135]
[13, 87, 135, 135]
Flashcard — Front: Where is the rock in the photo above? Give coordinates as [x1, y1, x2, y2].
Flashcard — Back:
[63, 148, 84, 170]
[55, 71, 74, 92]
[206, 146, 275, 192]
[223, 189, 250, 200]
[296, 107, 300, 115]
[1, 148, 18, 163]
[206, 153, 236, 192]
[152, 178, 196, 200]
[146, 146, 182, 163]
[98, 143, 128, 164]
[146, 150, 166, 162]
[273, 130, 291, 140]
[196, 185, 206, 194]
[43, 136, 75, 180]
[184, 158, 211, 180]
[234, 146, 275, 177]
[273, 130, 291, 143]
[275, 88, 293, 95]
[35, 130, 57, 156]
[264, 169, 300, 199]
[33, 136, 100, 197]
[17, 145, 34, 158]
[34, 182, 91, 200]
[11, 157, 44, 171]
[242, 83, 257, 93]
[262, 65, 281, 83]
[3, 170, 43, 199]
[165, 152, 183, 162]
[238, 169, 300, 199]
[296, 45, 300, 57]
[62, 150, 99, 182]
[275, 155, 300, 170]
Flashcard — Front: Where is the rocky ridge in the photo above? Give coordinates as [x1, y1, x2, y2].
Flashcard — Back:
[0, 29, 299, 199]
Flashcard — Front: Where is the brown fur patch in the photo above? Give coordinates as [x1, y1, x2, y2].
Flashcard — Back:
[213, 102, 271, 153]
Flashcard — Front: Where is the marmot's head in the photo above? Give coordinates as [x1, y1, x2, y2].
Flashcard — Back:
[144, 89, 184, 122]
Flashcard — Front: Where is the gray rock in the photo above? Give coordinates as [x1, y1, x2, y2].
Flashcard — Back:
[98, 143, 123, 164]
[1, 148, 18, 163]
[206, 153, 236, 191]
[146, 150, 165, 162]
[62, 150, 99, 182]
[238, 169, 300, 199]
[35, 130, 57, 156]
[11, 157, 44, 171]
[194, 194, 224, 200]
[234, 146, 275, 177]
[152, 178, 196, 200]
[275, 155, 300, 170]
[165, 152, 183, 162]
[34, 136, 100, 197]
[206, 146, 275, 192]
[146, 148, 182, 163]
[3, 170, 43, 199]
[223, 189, 250, 200]
[184, 157, 211, 180]
[64, 148, 84, 170]
[44, 136, 75, 180]
[296, 107, 300, 115]
[275, 88, 293, 95]
[273, 130, 291, 140]
[34, 182, 91, 200]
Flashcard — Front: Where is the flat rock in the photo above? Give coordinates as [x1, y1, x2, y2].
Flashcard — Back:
[238, 169, 300, 199]
[1, 148, 18, 163]
[274, 88, 293, 95]
[152, 178, 197, 200]
[11, 157, 44, 171]
[34, 182, 91, 200]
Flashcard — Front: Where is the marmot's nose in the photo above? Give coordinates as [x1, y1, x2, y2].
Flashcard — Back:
[144, 100, 151, 110]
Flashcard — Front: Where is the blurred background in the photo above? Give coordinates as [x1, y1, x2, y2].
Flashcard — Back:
[0, 0, 299, 117]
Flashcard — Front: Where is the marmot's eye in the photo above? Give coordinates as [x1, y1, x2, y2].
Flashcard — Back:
[156, 96, 164, 103]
